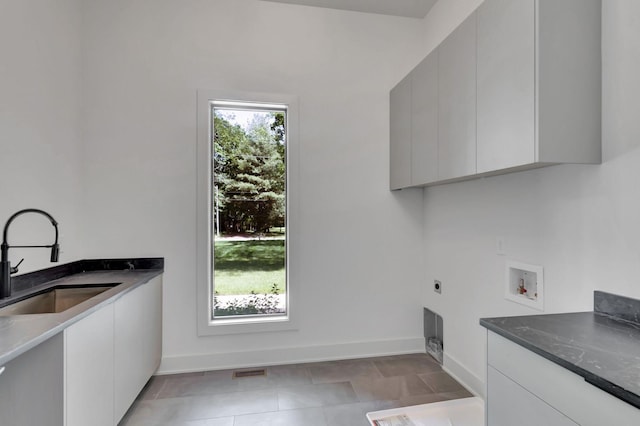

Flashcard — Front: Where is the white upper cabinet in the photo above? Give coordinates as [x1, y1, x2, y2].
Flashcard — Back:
[389, 49, 438, 190]
[477, 0, 601, 173]
[389, 0, 601, 190]
[389, 73, 412, 190]
[411, 51, 438, 185]
[536, 0, 601, 164]
[477, 0, 535, 173]
[437, 12, 477, 181]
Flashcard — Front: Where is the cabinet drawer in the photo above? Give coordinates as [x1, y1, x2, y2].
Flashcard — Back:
[488, 331, 640, 425]
[488, 366, 577, 426]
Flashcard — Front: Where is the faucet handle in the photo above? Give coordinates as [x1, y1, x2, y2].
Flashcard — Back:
[10, 258, 24, 274]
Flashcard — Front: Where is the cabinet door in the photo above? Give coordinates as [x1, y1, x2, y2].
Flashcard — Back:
[390, 73, 412, 190]
[438, 12, 477, 181]
[114, 276, 163, 422]
[488, 366, 577, 426]
[477, 0, 535, 173]
[488, 330, 640, 425]
[411, 50, 438, 185]
[65, 305, 115, 426]
[0, 334, 64, 426]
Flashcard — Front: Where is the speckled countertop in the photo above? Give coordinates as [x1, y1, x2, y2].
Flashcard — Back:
[481, 291, 640, 409]
[0, 259, 163, 367]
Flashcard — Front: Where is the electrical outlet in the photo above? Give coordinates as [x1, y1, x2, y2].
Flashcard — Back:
[434, 280, 442, 294]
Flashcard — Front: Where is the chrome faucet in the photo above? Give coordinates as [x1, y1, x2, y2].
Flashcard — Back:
[0, 209, 60, 299]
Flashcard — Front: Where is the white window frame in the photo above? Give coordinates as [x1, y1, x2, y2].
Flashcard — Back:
[196, 89, 299, 336]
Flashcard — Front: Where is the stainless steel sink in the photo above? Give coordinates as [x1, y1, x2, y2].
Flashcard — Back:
[0, 285, 118, 316]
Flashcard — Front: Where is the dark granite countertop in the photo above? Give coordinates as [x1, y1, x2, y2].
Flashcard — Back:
[481, 291, 640, 409]
[0, 258, 163, 366]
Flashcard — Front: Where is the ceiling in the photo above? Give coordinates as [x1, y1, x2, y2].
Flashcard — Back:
[259, 0, 438, 19]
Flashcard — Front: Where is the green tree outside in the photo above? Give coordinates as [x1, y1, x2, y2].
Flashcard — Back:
[213, 111, 285, 234]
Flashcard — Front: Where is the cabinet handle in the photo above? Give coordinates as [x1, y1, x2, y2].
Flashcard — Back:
[0, 366, 5, 376]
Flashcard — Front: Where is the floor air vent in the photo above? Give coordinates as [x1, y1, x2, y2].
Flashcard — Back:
[233, 368, 266, 378]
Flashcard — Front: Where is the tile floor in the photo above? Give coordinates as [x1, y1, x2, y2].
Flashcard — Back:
[119, 353, 473, 426]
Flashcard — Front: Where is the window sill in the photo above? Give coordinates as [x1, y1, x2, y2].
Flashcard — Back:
[197, 314, 298, 336]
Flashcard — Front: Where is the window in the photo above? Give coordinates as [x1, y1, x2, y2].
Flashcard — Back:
[197, 90, 298, 335]
[212, 104, 287, 319]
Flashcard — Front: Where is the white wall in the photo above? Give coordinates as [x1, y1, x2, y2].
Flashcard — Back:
[0, 0, 85, 271]
[80, 0, 427, 372]
[422, 0, 640, 396]
[419, 0, 482, 57]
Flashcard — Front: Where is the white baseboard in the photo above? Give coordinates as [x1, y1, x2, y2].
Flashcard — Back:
[443, 352, 485, 399]
[157, 337, 425, 375]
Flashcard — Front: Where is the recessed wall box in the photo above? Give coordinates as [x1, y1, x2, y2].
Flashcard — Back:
[423, 307, 443, 364]
[505, 260, 544, 311]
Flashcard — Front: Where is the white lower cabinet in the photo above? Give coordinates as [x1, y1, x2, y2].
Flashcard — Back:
[487, 366, 576, 426]
[114, 276, 162, 422]
[68, 276, 162, 425]
[0, 275, 162, 426]
[0, 334, 64, 426]
[487, 331, 640, 426]
[65, 305, 115, 426]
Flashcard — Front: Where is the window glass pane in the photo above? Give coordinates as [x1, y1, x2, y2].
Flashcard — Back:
[211, 107, 287, 319]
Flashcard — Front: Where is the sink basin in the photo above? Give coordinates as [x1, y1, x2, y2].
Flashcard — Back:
[0, 284, 119, 316]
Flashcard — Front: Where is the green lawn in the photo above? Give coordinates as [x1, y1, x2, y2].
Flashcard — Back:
[214, 239, 285, 295]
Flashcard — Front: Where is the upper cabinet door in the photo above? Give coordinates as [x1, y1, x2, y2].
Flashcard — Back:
[438, 13, 477, 181]
[411, 50, 438, 185]
[536, 0, 601, 164]
[390, 74, 412, 190]
[477, 0, 535, 173]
